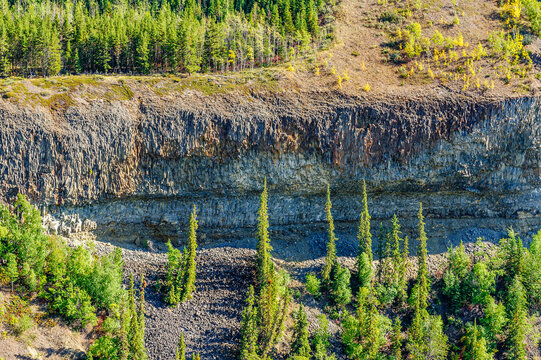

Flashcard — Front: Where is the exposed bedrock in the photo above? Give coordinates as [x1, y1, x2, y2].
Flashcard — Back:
[0, 92, 539, 256]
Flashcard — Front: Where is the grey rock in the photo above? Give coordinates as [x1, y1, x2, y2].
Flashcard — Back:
[0, 93, 539, 255]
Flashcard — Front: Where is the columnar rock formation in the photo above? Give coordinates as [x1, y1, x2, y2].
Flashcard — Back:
[1, 92, 539, 253]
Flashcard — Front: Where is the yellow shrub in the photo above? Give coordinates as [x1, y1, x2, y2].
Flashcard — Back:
[362, 83, 371, 92]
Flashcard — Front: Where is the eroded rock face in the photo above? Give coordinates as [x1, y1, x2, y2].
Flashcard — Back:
[0, 92, 539, 254]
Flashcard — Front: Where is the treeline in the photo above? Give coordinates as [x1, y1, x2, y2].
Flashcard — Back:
[0, 0, 335, 77]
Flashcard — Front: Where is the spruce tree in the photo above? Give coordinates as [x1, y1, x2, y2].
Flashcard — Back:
[256, 178, 272, 288]
[398, 235, 409, 303]
[181, 205, 198, 302]
[357, 180, 373, 290]
[321, 185, 337, 286]
[407, 293, 427, 360]
[119, 294, 129, 360]
[506, 275, 528, 360]
[391, 316, 403, 360]
[414, 203, 430, 311]
[135, 32, 150, 74]
[481, 296, 506, 352]
[390, 214, 402, 283]
[239, 285, 258, 359]
[175, 332, 186, 360]
[463, 320, 493, 360]
[376, 222, 386, 281]
[165, 240, 183, 305]
[290, 303, 311, 357]
[312, 315, 332, 360]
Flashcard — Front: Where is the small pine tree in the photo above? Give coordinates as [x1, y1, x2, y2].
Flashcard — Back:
[321, 185, 337, 286]
[312, 315, 332, 360]
[175, 332, 186, 360]
[331, 264, 352, 307]
[165, 240, 183, 305]
[391, 317, 403, 360]
[291, 303, 311, 357]
[481, 296, 506, 352]
[463, 320, 493, 360]
[6, 253, 18, 292]
[239, 286, 258, 359]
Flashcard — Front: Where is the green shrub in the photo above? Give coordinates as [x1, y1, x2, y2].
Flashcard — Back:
[305, 273, 321, 296]
[13, 314, 33, 336]
[331, 264, 351, 307]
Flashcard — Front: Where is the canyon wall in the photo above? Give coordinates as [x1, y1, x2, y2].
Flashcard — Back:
[0, 92, 539, 256]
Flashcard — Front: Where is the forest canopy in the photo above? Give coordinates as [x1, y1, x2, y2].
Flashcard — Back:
[0, 0, 335, 77]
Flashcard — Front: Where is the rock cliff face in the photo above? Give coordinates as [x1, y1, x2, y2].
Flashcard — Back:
[0, 91, 539, 256]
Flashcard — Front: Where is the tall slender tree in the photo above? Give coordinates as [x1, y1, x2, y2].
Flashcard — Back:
[357, 180, 373, 289]
[322, 185, 337, 286]
[256, 178, 272, 288]
[175, 332, 186, 360]
[181, 205, 198, 302]
[506, 275, 528, 360]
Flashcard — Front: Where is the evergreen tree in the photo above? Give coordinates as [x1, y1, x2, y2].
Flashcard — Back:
[391, 316, 403, 360]
[135, 32, 150, 74]
[321, 185, 337, 286]
[119, 294, 129, 360]
[290, 303, 311, 357]
[256, 178, 272, 288]
[376, 222, 386, 281]
[312, 315, 333, 360]
[6, 253, 18, 292]
[165, 240, 183, 305]
[202, 18, 222, 72]
[175, 332, 186, 360]
[398, 235, 409, 303]
[463, 320, 493, 360]
[506, 275, 528, 360]
[181, 205, 198, 302]
[331, 264, 351, 307]
[0, 22, 10, 77]
[481, 296, 506, 352]
[239, 285, 258, 359]
[414, 203, 430, 311]
[132, 275, 148, 360]
[357, 180, 373, 290]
